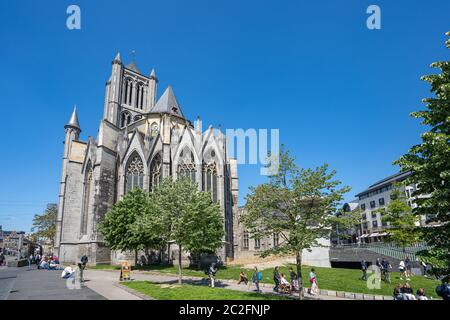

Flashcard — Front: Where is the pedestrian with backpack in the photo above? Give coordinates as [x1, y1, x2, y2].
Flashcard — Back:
[252, 266, 262, 293]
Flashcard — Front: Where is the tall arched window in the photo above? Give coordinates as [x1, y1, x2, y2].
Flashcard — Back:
[149, 154, 162, 191]
[123, 78, 133, 105]
[120, 111, 131, 128]
[125, 153, 144, 193]
[136, 82, 144, 109]
[177, 150, 196, 183]
[203, 162, 218, 202]
[81, 162, 93, 236]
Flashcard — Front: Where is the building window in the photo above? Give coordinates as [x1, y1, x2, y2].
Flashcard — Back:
[371, 212, 377, 219]
[372, 220, 378, 228]
[125, 153, 144, 193]
[273, 233, 279, 247]
[406, 189, 411, 198]
[150, 123, 159, 138]
[243, 231, 249, 250]
[363, 222, 368, 229]
[361, 204, 366, 211]
[370, 201, 376, 209]
[81, 162, 93, 236]
[120, 111, 131, 128]
[379, 198, 385, 206]
[149, 154, 162, 191]
[382, 220, 388, 227]
[254, 238, 261, 250]
[362, 213, 367, 220]
[203, 162, 218, 202]
[178, 151, 196, 184]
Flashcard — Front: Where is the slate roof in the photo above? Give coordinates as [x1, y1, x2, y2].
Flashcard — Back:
[151, 86, 184, 117]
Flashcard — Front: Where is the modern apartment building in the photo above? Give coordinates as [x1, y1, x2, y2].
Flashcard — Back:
[340, 171, 424, 244]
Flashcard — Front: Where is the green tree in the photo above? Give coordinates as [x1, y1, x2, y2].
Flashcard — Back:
[241, 147, 350, 299]
[31, 203, 57, 248]
[376, 187, 422, 253]
[137, 178, 224, 284]
[99, 189, 161, 264]
[395, 32, 450, 275]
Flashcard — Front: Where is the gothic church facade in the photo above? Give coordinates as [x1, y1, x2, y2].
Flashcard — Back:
[55, 53, 239, 265]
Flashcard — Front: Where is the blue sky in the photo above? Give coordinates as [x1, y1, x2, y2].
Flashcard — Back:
[0, 0, 449, 232]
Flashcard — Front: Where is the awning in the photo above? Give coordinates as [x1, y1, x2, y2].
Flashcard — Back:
[378, 232, 389, 236]
[360, 234, 369, 238]
[370, 232, 380, 237]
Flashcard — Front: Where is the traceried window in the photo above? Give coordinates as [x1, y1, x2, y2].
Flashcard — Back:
[243, 231, 249, 250]
[178, 150, 196, 183]
[81, 162, 93, 236]
[125, 153, 144, 193]
[120, 111, 131, 128]
[203, 162, 218, 202]
[149, 154, 162, 191]
[254, 238, 261, 250]
[273, 233, 279, 247]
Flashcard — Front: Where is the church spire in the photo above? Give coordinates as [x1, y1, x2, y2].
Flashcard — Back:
[65, 105, 81, 131]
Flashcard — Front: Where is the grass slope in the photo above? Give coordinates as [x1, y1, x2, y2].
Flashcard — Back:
[123, 281, 292, 300]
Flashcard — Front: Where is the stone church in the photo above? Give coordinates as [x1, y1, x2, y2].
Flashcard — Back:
[54, 53, 239, 265]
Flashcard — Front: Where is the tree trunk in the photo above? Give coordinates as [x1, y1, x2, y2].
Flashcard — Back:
[178, 245, 183, 285]
[134, 249, 138, 267]
[296, 250, 303, 300]
[167, 243, 171, 265]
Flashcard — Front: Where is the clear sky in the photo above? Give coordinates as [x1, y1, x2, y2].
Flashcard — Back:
[0, 0, 449, 232]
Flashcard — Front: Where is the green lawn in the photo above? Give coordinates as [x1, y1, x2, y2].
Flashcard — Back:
[91, 263, 441, 298]
[123, 281, 293, 300]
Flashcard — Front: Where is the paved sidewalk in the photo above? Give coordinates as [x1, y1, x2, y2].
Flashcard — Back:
[85, 269, 349, 300]
[0, 267, 105, 300]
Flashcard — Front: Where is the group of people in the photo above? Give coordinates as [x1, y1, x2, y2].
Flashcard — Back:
[393, 283, 429, 300]
[360, 258, 393, 283]
[31, 253, 64, 270]
[398, 256, 413, 280]
[236, 266, 318, 296]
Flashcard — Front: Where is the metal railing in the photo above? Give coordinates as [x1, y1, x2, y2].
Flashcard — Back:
[331, 242, 431, 261]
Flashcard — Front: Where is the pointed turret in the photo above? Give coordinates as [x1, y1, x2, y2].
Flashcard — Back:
[65, 105, 81, 131]
[152, 86, 184, 117]
[150, 68, 157, 80]
[113, 52, 122, 65]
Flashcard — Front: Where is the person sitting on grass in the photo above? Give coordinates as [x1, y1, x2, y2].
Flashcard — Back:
[393, 284, 405, 300]
[238, 271, 248, 285]
[416, 288, 429, 300]
[402, 283, 416, 300]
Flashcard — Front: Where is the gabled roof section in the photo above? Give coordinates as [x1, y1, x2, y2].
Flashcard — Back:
[151, 86, 184, 118]
[126, 61, 141, 73]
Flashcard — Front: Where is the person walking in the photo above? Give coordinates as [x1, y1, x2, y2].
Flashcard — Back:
[309, 268, 319, 296]
[208, 262, 218, 288]
[399, 260, 406, 280]
[361, 260, 368, 281]
[252, 267, 262, 293]
[273, 266, 281, 292]
[0, 251, 5, 266]
[77, 255, 88, 283]
[405, 256, 412, 279]
[381, 259, 391, 283]
[237, 271, 248, 285]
